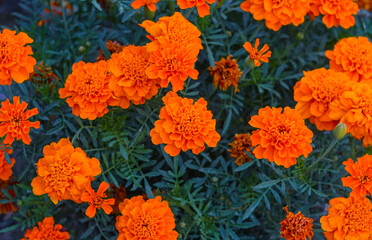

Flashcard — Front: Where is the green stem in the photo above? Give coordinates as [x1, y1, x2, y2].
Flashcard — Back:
[144, 6, 155, 20]
[309, 138, 338, 169]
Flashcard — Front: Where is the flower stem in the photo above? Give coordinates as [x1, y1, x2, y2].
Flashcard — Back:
[309, 138, 338, 169]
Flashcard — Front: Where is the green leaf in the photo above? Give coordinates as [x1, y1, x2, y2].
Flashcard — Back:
[119, 144, 128, 160]
[3, 144, 11, 165]
[252, 180, 281, 190]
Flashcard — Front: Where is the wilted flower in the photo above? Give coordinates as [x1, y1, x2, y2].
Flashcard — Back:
[358, 0, 372, 10]
[0, 180, 18, 214]
[0, 144, 14, 181]
[81, 181, 115, 218]
[280, 206, 313, 240]
[243, 39, 271, 67]
[96, 40, 124, 61]
[21, 216, 70, 240]
[228, 133, 254, 166]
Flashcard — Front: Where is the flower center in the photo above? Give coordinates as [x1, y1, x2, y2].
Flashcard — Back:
[342, 202, 370, 233]
[47, 158, 77, 193]
[173, 106, 204, 137]
[91, 194, 105, 208]
[129, 212, 159, 238]
[359, 175, 370, 184]
[121, 55, 149, 87]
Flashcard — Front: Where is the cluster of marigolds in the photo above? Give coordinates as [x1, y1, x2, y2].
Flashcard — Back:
[0, 0, 372, 239]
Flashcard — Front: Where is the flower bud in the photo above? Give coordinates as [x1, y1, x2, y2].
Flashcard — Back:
[333, 122, 347, 140]
[226, 31, 232, 37]
[78, 46, 86, 53]
[85, 41, 91, 47]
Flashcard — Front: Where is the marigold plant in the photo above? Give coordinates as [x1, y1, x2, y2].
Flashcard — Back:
[243, 39, 271, 67]
[31, 138, 101, 204]
[249, 106, 313, 168]
[228, 133, 254, 166]
[0, 96, 40, 145]
[177, 0, 216, 17]
[0, 144, 15, 181]
[150, 91, 220, 156]
[96, 40, 124, 61]
[81, 181, 115, 218]
[320, 196, 372, 240]
[208, 55, 241, 93]
[21, 216, 70, 240]
[293, 68, 351, 131]
[131, 0, 161, 11]
[325, 36, 372, 82]
[0, 180, 18, 214]
[115, 195, 178, 240]
[280, 206, 314, 240]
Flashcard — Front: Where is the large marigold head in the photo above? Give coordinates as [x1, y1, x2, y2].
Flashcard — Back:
[294, 68, 351, 131]
[249, 106, 313, 168]
[280, 206, 314, 240]
[0, 29, 36, 85]
[0, 144, 15, 181]
[59, 61, 118, 120]
[208, 55, 241, 93]
[329, 83, 372, 146]
[150, 91, 221, 156]
[240, 0, 310, 31]
[0, 96, 40, 145]
[320, 196, 372, 240]
[0, 180, 18, 214]
[139, 12, 202, 52]
[115, 195, 178, 240]
[21, 216, 70, 240]
[176, 0, 216, 17]
[325, 37, 372, 82]
[228, 133, 254, 166]
[131, 0, 161, 11]
[108, 45, 161, 109]
[31, 138, 102, 204]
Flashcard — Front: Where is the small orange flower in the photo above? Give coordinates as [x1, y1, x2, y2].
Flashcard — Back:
[329, 83, 372, 146]
[240, 0, 310, 31]
[59, 61, 119, 120]
[81, 181, 115, 218]
[21, 216, 70, 240]
[0, 144, 15, 181]
[294, 68, 351, 131]
[358, 0, 372, 10]
[309, 0, 359, 29]
[342, 155, 372, 198]
[208, 55, 242, 93]
[325, 37, 372, 82]
[108, 183, 126, 214]
[0, 96, 40, 145]
[108, 45, 161, 109]
[31, 138, 102, 204]
[249, 106, 313, 168]
[243, 39, 271, 67]
[150, 91, 221, 156]
[280, 206, 314, 240]
[0, 29, 36, 85]
[0, 180, 18, 214]
[228, 133, 254, 166]
[139, 12, 203, 53]
[131, 0, 161, 11]
[177, 0, 216, 17]
[115, 195, 178, 240]
[96, 40, 124, 61]
[320, 196, 372, 240]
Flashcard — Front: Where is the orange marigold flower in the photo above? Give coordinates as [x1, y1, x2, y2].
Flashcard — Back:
[249, 106, 313, 168]
[280, 206, 314, 240]
[146, 41, 199, 92]
[108, 45, 160, 109]
[108, 183, 126, 214]
[0, 144, 15, 181]
[294, 68, 351, 131]
[342, 155, 372, 198]
[329, 83, 372, 146]
[0, 180, 18, 214]
[115, 195, 178, 240]
[309, 0, 359, 29]
[21, 216, 70, 240]
[81, 181, 115, 218]
[96, 40, 124, 61]
[0, 96, 40, 145]
[177, 0, 216, 17]
[208, 55, 242, 93]
[150, 91, 221, 156]
[0, 29, 36, 85]
[320, 196, 372, 240]
[31, 138, 101, 204]
[59, 61, 119, 120]
[358, 0, 372, 10]
[240, 0, 310, 31]
[139, 12, 203, 53]
[243, 39, 271, 67]
[228, 133, 254, 166]
[325, 37, 372, 82]
[131, 0, 161, 11]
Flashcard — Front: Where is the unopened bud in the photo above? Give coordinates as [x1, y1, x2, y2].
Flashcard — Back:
[296, 32, 304, 40]
[333, 122, 347, 140]
[85, 41, 91, 47]
[212, 177, 218, 183]
[78, 46, 86, 53]
[180, 222, 186, 228]
[226, 31, 232, 37]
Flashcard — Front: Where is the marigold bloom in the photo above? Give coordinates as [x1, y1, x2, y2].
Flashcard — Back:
[96, 40, 124, 61]
[309, 0, 359, 29]
[146, 41, 199, 92]
[59, 61, 118, 120]
[208, 55, 241, 93]
[0, 144, 15, 181]
[177, 0, 216, 17]
[0, 29, 36, 85]
[0, 180, 18, 214]
[342, 155, 372, 198]
[243, 39, 271, 67]
[280, 206, 314, 240]
[150, 91, 220, 156]
[249, 106, 313, 168]
[240, 0, 310, 31]
[81, 181, 115, 218]
[329, 83, 372, 146]
[31, 138, 102, 204]
[358, 0, 372, 10]
[108, 45, 160, 109]
[0, 96, 40, 145]
[115, 195, 178, 240]
[21, 216, 70, 240]
[325, 37, 372, 82]
[294, 68, 351, 131]
[131, 0, 161, 11]
[228, 133, 254, 166]
[320, 196, 372, 240]
[139, 12, 203, 53]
